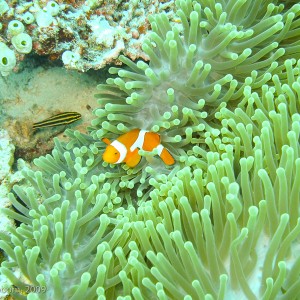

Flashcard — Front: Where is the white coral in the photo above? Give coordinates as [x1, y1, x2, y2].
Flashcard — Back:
[0, 129, 14, 181]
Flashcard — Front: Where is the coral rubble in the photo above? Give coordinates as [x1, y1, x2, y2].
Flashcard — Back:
[0, 0, 175, 74]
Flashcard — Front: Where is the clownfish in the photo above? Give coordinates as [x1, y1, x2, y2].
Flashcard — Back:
[102, 129, 175, 167]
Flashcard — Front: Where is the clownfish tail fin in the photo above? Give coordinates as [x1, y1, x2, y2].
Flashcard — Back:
[157, 145, 175, 165]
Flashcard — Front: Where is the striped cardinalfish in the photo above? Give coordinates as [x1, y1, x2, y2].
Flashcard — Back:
[102, 129, 175, 168]
[32, 112, 81, 130]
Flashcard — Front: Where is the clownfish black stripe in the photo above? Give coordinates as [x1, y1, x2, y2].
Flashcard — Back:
[33, 112, 81, 129]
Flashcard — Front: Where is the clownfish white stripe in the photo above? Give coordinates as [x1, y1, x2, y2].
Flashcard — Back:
[130, 129, 146, 152]
[155, 144, 164, 155]
[111, 140, 127, 163]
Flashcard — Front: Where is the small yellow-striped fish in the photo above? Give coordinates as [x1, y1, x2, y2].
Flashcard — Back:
[33, 112, 81, 130]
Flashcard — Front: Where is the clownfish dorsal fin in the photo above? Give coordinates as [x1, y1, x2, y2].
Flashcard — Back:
[102, 137, 111, 145]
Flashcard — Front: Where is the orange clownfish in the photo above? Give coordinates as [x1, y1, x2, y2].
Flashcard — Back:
[102, 129, 175, 168]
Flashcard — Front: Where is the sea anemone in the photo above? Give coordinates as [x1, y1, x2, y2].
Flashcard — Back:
[0, 0, 299, 299]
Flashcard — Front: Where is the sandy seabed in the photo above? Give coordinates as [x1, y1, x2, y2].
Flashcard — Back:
[0, 63, 107, 161]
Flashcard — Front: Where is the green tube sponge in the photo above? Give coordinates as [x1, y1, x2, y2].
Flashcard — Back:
[35, 10, 54, 27]
[0, 0, 9, 16]
[22, 12, 35, 25]
[0, 42, 16, 76]
[7, 20, 25, 36]
[62, 50, 80, 65]
[45, 1, 60, 16]
[11, 33, 33, 54]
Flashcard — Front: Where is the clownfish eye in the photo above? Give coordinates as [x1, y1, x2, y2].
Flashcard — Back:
[114, 152, 118, 155]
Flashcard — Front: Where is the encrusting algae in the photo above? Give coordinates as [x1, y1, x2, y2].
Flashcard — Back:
[0, 0, 300, 299]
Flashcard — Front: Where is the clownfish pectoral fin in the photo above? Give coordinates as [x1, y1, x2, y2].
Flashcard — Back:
[160, 148, 175, 165]
[102, 137, 111, 145]
[125, 149, 141, 168]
